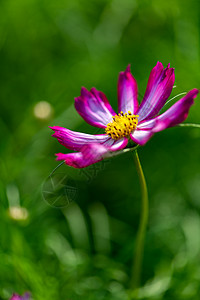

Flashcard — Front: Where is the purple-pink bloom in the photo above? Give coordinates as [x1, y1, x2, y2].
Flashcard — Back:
[10, 293, 30, 300]
[50, 62, 198, 168]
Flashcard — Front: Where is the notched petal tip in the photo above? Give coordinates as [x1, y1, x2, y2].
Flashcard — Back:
[49, 125, 67, 131]
[137, 61, 175, 121]
[125, 64, 131, 73]
[55, 153, 66, 161]
[165, 66, 175, 76]
[55, 152, 81, 168]
[181, 88, 199, 103]
[190, 88, 199, 96]
[49, 126, 66, 137]
[49, 126, 61, 137]
[119, 64, 131, 78]
[80, 86, 89, 97]
[90, 87, 98, 94]
[118, 64, 138, 114]
[90, 87, 106, 101]
[55, 143, 111, 168]
[155, 61, 163, 69]
[155, 61, 174, 75]
[49, 126, 55, 131]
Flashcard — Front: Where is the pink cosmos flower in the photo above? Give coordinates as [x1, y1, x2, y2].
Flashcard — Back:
[10, 293, 30, 300]
[50, 62, 198, 168]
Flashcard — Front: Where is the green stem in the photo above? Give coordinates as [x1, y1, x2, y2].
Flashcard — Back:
[130, 149, 149, 293]
[177, 123, 200, 128]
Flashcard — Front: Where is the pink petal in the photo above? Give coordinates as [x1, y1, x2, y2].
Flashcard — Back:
[56, 143, 111, 168]
[102, 136, 128, 151]
[130, 129, 154, 146]
[137, 62, 175, 121]
[139, 89, 199, 132]
[10, 296, 21, 300]
[56, 136, 128, 168]
[137, 118, 156, 130]
[152, 88, 199, 132]
[75, 87, 116, 128]
[50, 126, 109, 151]
[118, 65, 138, 114]
[10, 293, 30, 300]
[131, 88, 199, 145]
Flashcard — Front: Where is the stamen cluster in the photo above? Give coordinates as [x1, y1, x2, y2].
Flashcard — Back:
[105, 111, 139, 140]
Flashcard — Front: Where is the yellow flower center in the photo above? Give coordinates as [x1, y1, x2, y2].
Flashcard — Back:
[105, 111, 139, 140]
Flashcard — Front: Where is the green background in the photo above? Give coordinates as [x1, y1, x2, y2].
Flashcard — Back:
[0, 0, 200, 299]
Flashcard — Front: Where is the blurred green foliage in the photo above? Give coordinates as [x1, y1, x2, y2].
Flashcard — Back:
[0, 0, 200, 299]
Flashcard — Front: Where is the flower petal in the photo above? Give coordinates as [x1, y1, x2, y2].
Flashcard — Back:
[152, 88, 199, 132]
[56, 143, 111, 168]
[75, 87, 116, 128]
[10, 295, 21, 300]
[139, 89, 199, 132]
[56, 136, 128, 168]
[130, 129, 154, 146]
[10, 293, 30, 300]
[137, 62, 175, 121]
[50, 126, 109, 151]
[118, 65, 138, 114]
[131, 88, 199, 145]
[137, 119, 156, 130]
[102, 136, 128, 151]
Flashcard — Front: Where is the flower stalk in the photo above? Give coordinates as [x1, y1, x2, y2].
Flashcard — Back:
[130, 149, 149, 294]
[178, 123, 200, 128]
